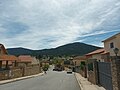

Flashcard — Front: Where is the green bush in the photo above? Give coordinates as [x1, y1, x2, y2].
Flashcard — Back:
[42, 64, 49, 71]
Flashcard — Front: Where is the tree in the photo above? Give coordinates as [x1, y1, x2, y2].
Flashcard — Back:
[36, 54, 42, 61]
[42, 64, 49, 71]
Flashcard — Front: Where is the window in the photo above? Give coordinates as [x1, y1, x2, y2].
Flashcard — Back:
[110, 42, 114, 48]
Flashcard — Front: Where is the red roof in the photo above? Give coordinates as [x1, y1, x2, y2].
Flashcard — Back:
[86, 49, 105, 56]
[0, 55, 18, 61]
[18, 55, 33, 62]
[101, 51, 109, 55]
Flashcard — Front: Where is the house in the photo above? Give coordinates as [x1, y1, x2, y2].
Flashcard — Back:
[0, 44, 18, 69]
[41, 60, 49, 67]
[0, 44, 7, 55]
[86, 48, 105, 62]
[73, 56, 86, 67]
[102, 32, 120, 57]
[73, 56, 87, 77]
[18, 55, 33, 67]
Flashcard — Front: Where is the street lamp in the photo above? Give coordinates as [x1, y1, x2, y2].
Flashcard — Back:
[113, 48, 119, 57]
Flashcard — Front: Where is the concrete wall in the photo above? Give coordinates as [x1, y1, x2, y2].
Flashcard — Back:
[92, 54, 103, 61]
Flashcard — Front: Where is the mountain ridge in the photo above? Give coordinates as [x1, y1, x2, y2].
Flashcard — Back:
[7, 42, 102, 56]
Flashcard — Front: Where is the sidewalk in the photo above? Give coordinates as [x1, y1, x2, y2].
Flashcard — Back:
[75, 73, 106, 90]
[0, 73, 44, 85]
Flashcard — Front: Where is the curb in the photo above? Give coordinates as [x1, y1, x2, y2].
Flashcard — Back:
[0, 73, 44, 85]
[74, 73, 84, 90]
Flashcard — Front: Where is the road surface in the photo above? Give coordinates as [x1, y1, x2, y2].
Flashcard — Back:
[0, 70, 80, 90]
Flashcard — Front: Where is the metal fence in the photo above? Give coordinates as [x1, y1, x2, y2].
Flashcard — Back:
[97, 62, 113, 90]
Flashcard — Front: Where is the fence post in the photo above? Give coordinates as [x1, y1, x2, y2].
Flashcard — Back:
[94, 61, 99, 85]
[111, 56, 120, 90]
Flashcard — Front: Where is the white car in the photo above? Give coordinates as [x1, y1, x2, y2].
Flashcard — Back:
[67, 69, 72, 74]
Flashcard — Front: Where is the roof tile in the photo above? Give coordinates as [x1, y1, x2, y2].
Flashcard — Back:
[18, 55, 33, 62]
[0, 55, 18, 61]
[86, 49, 105, 56]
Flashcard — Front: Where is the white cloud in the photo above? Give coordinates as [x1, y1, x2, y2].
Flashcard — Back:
[0, 0, 120, 49]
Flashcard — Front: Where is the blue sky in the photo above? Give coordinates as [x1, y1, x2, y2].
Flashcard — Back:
[0, 0, 120, 49]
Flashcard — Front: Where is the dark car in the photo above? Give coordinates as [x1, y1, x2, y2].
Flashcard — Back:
[53, 69, 56, 71]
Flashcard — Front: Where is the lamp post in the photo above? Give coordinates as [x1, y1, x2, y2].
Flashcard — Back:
[113, 48, 119, 59]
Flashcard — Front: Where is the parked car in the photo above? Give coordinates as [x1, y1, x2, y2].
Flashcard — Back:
[67, 69, 72, 74]
[53, 68, 57, 71]
[53, 68, 62, 71]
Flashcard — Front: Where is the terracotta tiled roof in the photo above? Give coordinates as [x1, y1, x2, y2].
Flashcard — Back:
[101, 51, 109, 55]
[0, 55, 18, 61]
[18, 55, 33, 62]
[86, 49, 105, 56]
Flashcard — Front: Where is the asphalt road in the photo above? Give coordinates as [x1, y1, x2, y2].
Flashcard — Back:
[0, 70, 80, 90]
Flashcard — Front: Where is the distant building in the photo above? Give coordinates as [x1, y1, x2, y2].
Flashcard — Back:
[41, 61, 49, 67]
[18, 55, 33, 67]
[73, 56, 86, 67]
[0, 44, 18, 69]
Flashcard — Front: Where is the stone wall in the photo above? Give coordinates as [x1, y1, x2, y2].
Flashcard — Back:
[0, 70, 9, 80]
[88, 71, 96, 84]
[87, 61, 97, 84]
[80, 67, 87, 78]
[11, 67, 23, 78]
[24, 64, 41, 76]
[111, 56, 120, 90]
[80, 70, 85, 77]
[0, 64, 41, 81]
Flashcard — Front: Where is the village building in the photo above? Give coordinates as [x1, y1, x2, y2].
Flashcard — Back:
[0, 44, 18, 69]
[102, 32, 120, 56]
[85, 48, 105, 62]
[18, 55, 33, 67]
[73, 56, 86, 67]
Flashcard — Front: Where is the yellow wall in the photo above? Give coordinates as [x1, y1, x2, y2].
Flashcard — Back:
[73, 60, 81, 66]
[73, 57, 86, 66]
[92, 54, 103, 61]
